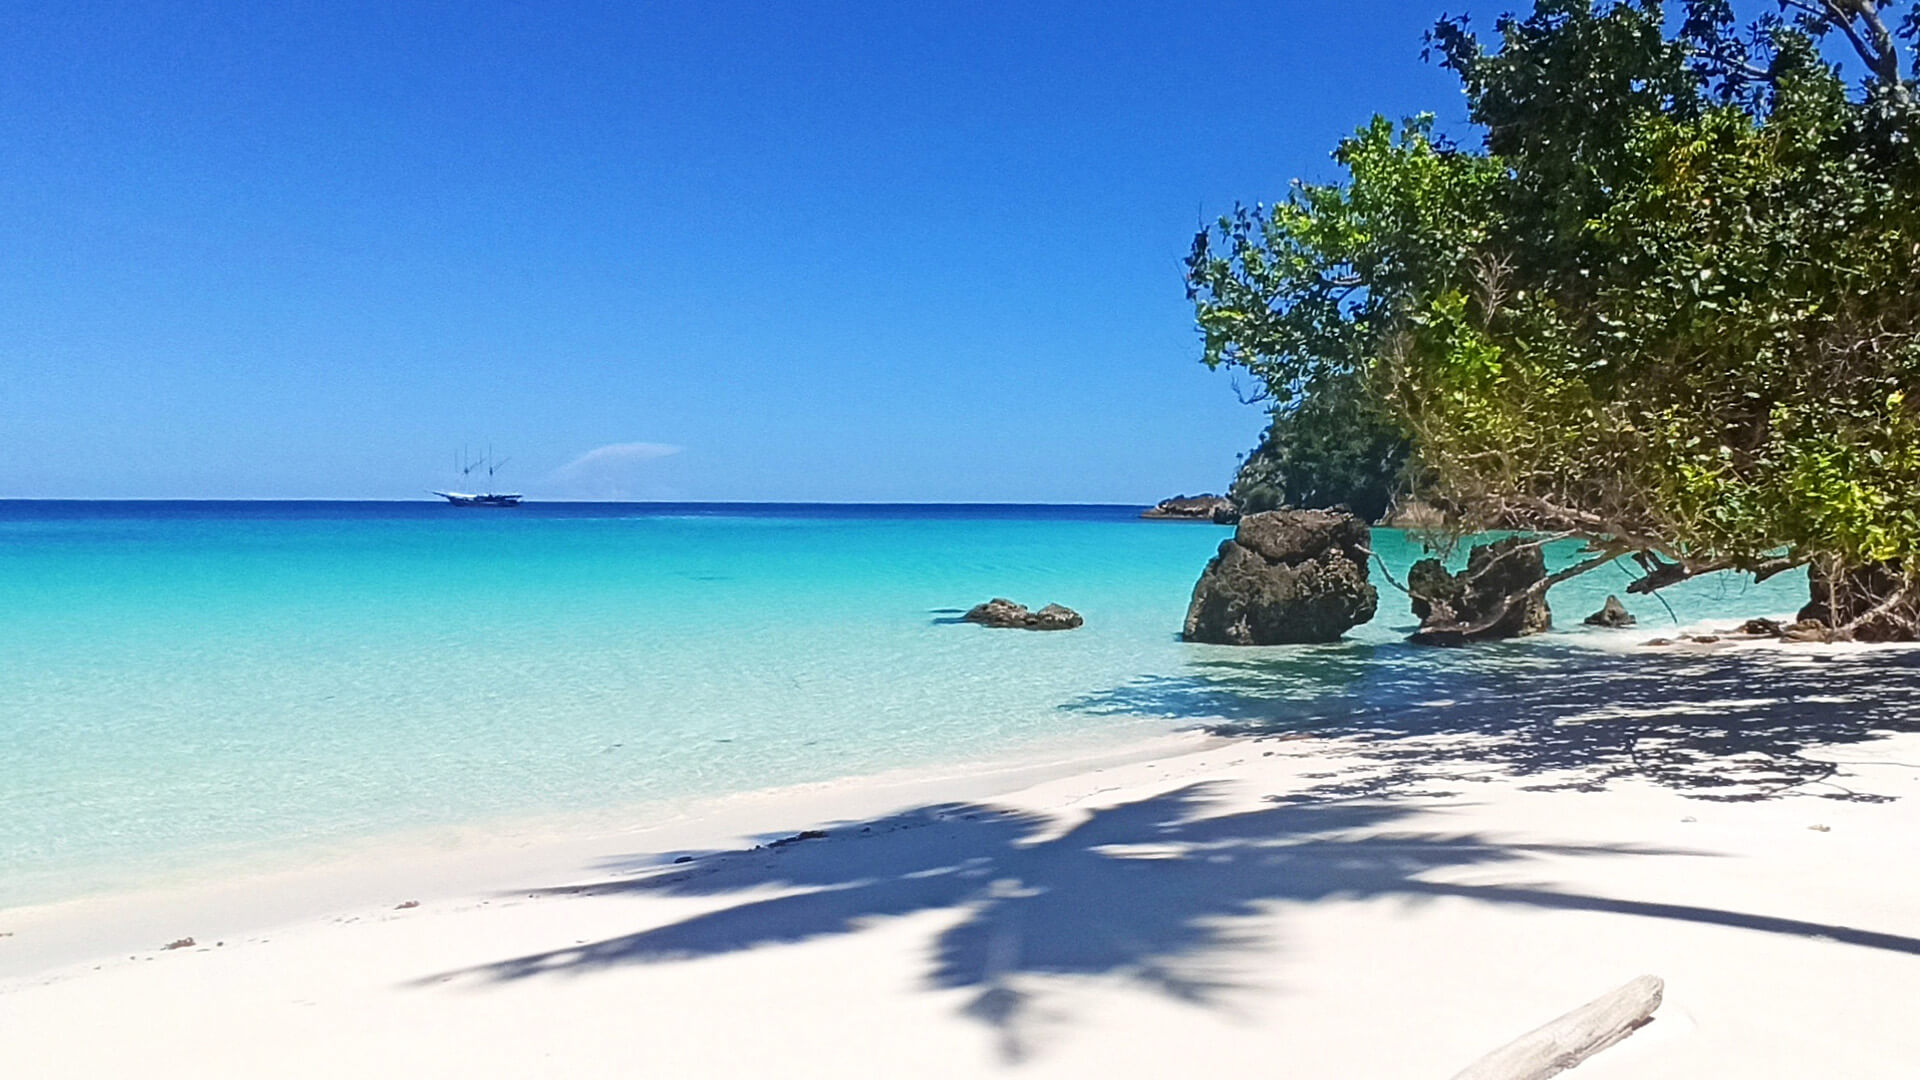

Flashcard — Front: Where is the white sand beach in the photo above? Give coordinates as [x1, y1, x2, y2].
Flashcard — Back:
[4, 721, 1917, 1078]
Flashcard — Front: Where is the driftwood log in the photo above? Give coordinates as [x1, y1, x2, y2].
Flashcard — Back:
[1449, 975, 1664, 1080]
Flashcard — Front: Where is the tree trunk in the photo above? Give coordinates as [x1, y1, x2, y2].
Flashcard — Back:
[1449, 975, 1664, 1080]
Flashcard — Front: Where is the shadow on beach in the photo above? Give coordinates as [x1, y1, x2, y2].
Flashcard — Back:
[429, 781, 1920, 1061]
[421, 640, 1920, 1061]
[1072, 639, 1920, 802]
[431, 789, 1667, 1060]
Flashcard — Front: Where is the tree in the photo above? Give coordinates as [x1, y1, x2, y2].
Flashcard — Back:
[1187, 0, 1920, 638]
[1188, 112, 1495, 522]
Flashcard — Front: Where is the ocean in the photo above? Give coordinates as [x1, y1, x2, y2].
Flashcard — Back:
[0, 501, 1824, 908]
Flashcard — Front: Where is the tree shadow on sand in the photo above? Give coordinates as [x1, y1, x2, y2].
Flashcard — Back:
[426, 782, 1920, 1062]
[1071, 641, 1920, 802]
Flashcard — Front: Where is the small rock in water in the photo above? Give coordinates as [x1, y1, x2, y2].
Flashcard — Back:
[962, 598, 1084, 631]
[394, 900, 420, 910]
[163, 937, 196, 951]
[672, 855, 693, 864]
[1691, 634, 1721, 644]
[1583, 595, 1636, 628]
[1643, 637, 1673, 647]
[1738, 617, 1784, 637]
[1809, 824, 1831, 832]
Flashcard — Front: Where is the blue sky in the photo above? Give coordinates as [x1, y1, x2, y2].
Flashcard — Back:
[2, 1, 1463, 500]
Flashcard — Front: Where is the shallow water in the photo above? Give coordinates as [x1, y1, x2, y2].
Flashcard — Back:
[0, 501, 1821, 907]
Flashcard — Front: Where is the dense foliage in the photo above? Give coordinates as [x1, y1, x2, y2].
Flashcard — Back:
[1188, 0, 1920, 629]
[1228, 374, 1408, 522]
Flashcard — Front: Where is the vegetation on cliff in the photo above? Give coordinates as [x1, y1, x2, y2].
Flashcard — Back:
[1227, 373, 1409, 524]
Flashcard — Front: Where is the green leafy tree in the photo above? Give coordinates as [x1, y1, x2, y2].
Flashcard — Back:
[1188, 113, 1498, 522]
[1188, 0, 1920, 637]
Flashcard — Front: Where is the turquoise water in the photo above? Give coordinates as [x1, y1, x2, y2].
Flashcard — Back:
[0, 502, 1812, 908]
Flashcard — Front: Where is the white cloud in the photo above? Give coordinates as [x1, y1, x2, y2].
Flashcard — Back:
[547, 442, 683, 498]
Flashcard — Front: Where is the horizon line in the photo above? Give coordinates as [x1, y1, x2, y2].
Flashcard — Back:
[0, 496, 1184, 507]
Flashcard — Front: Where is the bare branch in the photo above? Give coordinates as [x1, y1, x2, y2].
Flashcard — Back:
[1626, 553, 1806, 594]
[1781, 0, 1912, 98]
[1229, 374, 1273, 407]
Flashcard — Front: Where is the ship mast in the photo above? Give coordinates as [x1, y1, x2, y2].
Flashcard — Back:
[485, 444, 510, 495]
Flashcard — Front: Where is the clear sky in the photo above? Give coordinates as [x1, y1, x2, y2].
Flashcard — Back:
[2, 1, 1465, 501]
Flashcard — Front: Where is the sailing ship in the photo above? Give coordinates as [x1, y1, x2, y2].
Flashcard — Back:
[433, 448, 524, 507]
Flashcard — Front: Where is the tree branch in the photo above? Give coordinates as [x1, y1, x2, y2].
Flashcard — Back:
[1781, 0, 1911, 96]
[1625, 553, 1805, 594]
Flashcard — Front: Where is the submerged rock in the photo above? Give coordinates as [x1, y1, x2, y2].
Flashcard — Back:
[1142, 494, 1239, 524]
[1407, 536, 1551, 645]
[962, 598, 1084, 631]
[1181, 509, 1377, 645]
[1584, 595, 1636, 628]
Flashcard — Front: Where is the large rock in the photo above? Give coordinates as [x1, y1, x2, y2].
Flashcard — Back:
[1181, 509, 1378, 645]
[1143, 494, 1239, 525]
[1407, 536, 1551, 645]
[1406, 557, 1456, 621]
[1797, 559, 1920, 641]
[962, 598, 1084, 631]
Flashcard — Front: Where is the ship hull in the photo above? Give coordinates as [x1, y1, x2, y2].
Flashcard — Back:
[432, 492, 524, 507]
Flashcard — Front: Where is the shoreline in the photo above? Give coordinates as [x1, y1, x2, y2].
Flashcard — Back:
[0, 710, 1198, 916]
[0, 726, 1218, 978]
[7, 621, 1911, 968]
[5, 720, 1919, 1076]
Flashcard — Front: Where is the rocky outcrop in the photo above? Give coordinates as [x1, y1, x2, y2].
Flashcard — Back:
[1797, 559, 1920, 641]
[1584, 595, 1636, 628]
[962, 598, 1084, 631]
[1181, 509, 1377, 645]
[1143, 494, 1239, 525]
[1407, 536, 1551, 645]
[1406, 558, 1454, 621]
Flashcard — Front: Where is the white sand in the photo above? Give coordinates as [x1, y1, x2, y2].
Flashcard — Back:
[4, 727, 1918, 1078]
